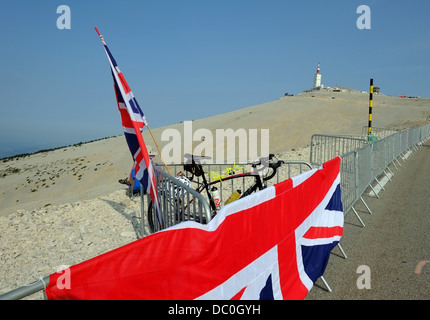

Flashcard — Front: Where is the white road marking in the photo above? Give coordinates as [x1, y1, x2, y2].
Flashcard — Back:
[368, 173, 393, 197]
[401, 150, 412, 161]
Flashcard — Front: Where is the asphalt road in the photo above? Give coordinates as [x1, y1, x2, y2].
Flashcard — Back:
[306, 141, 430, 300]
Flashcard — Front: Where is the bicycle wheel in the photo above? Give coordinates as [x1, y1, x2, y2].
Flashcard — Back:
[148, 199, 193, 233]
[147, 200, 159, 234]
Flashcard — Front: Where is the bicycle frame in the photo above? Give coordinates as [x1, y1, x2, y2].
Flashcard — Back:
[147, 154, 284, 233]
[186, 168, 266, 216]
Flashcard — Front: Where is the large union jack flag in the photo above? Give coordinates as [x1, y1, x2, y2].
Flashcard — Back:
[45, 157, 343, 300]
[95, 28, 161, 225]
[196, 159, 343, 299]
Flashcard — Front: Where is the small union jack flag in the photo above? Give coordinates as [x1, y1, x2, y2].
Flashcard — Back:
[95, 28, 161, 226]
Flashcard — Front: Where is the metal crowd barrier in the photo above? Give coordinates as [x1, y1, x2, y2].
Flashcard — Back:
[138, 160, 313, 236]
[137, 166, 212, 237]
[361, 126, 398, 139]
[310, 133, 369, 166]
[0, 277, 49, 300]
[338, 124, 430, 227]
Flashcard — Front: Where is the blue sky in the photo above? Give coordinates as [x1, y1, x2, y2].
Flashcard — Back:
[1, 0, 429, 157]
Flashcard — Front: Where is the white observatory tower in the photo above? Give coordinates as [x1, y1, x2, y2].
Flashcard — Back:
[313, 62, 322, 89]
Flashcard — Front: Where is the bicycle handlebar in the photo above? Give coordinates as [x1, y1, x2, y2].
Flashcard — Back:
[183, 153, 284, 182]
[250, 154, 284, 182]
[263, 160, 284, 181]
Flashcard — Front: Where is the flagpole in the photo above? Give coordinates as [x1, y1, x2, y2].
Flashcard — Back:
[368, 78, 373, 138]
[95, 27, 171, 175]
[146, 124, 171, 174]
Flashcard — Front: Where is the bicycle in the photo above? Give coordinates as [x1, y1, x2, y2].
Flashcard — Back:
[147, 153, 284, 233]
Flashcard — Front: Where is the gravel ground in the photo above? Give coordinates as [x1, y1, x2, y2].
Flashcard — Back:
[0, 189, 140, 300]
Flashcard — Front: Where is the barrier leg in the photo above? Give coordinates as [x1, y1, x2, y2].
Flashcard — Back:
[360, 197, 373, 215]
[368, 184, 380, 198]
[374, 177, 385, 191]
[337, 243, 348, 259]
[320, 276, 332, 293]
[395, 157, 402, 167]
[352, 207, 366, 227]
[384, 169, 393, 181]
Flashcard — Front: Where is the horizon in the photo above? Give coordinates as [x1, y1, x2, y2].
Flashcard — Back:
[1, 91, 428, 160]
[1, 1, 430, 158]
